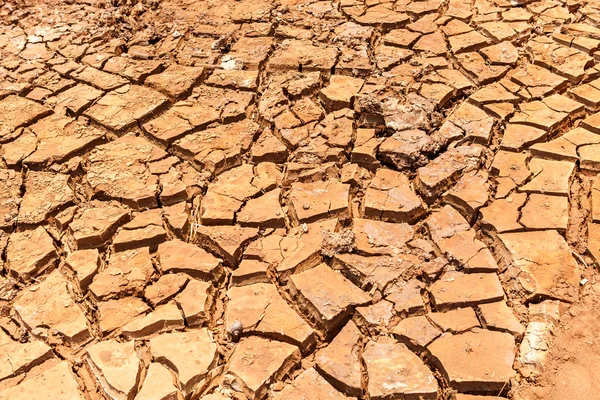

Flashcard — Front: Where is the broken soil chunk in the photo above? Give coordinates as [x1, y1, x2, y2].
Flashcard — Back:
[314, 320, 362, 396]
[14, 270, 91, 347]
[89, 247, 155, 301]
[122, 301, 184, 339]
[158, 239, 222, 280]
[0, 334, 53, 381]
[272, 367, 351, 399]
[193, 225, 258, 267]
[429, 271, 505, 309]
[363, 339, 438, 400]
[150, 328, 218, 395]
[392, 315, 441, 347]
[67, 201, 129, 250]
[135, 363, 181, 400]
[18, 171, 73, 225]
[84, 85, 168, 131]
[289, 180, 350, 224]
[65, 249, 100, 291]
[497, 230, 579, 303]
[226, 283, 315, 351]
[85, 134, 167, 209]
[227, 336, 300, 399]
[113, 209, 167, 251]
[86, 340, 140, 400]
[416, 146, 482, 201]
[6, 226, 57, 280]
[363, 168, 426, 223]
[144, 273, 189, 308]
[428, 329, 516, 392]
[0, 362, 84, 400]
[0, 95, 50, 141]
[288, 263, 371, 333]
[145, 64, 204, 99]
[0, 169, 22, 230]
[97, 297, 150, 335]
[174, 279, 214, 327]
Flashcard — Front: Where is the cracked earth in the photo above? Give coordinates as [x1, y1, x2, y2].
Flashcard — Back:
[0, 0, 600, 399]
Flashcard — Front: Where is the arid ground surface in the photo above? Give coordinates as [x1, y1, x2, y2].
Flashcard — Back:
[0, 0, 599, 399]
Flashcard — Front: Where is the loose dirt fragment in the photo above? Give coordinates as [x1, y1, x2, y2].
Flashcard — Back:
[314, 320, 363, 397]
[226, 336, 300, 400]
[86, 134, 167, 209]
[0, 361, 85, 400]
[6, 226, 57, 280]
[288, 263, 371, 333]
[428, 329, 516, 393]
[272, 367, 352, 400]
[150, 329, 218, 395]
[497, 230, 580, 303]
[363, 338, 438, 399]
[85, 340, 140, 400]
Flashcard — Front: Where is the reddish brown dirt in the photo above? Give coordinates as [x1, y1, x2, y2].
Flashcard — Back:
[514, 274, 600, 400]
[1, 0, 600, 399]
